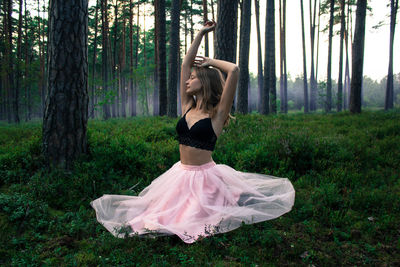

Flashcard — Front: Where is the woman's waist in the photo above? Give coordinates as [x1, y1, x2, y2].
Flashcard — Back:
[179, 144, 213, 165]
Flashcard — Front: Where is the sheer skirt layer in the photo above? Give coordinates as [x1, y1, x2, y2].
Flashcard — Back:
[90, 161, 295, 243]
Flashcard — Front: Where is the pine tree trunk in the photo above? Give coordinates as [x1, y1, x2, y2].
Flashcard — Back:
[309, 0, 317, 111]
[129, 0, 136, 116]
[167, 0, 180, 117]
[102, 0, 111, 119]
[120, 12, 126, 118]
[385, 0, 398, 110]
[156, 0, 167, 116]
[203, 0, 209, 57]
[237, 0, 251, 114]
[43, 0, 89, 170]
[350, 0, 367, 114]
[337, 0, 345, 112]
[254, 0, 263, 113]
[90, 0, 99, 119]
[7, 0, 16, 123]
[326, 0, 334, 112]
[300, 0, 308, 113]
[24, 0, 31, 121]
[215, 0, 238, 63]
[112, 0, 118, 118]
[263, 0, 275, 114]
[14, 0, 23, 123]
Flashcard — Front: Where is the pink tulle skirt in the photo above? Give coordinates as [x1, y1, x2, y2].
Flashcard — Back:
[90, 161, 295, 244]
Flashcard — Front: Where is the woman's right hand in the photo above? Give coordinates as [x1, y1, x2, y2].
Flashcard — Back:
[200, 20, 216, 34]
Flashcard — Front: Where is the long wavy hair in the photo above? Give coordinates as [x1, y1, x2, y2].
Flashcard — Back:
[192, 66, 233, 125]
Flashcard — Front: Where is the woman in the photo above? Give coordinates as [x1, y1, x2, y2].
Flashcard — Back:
[91, 21, 295, 244]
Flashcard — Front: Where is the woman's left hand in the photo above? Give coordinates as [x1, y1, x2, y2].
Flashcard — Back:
[193, 56, 212, 67]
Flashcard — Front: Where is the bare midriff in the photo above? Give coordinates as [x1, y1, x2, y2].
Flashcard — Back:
[179, 144, 213, 165]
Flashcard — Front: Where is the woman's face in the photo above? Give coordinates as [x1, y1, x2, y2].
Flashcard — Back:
[185, 70, 202, 95]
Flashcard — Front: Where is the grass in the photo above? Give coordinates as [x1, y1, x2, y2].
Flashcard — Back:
[0, 109, 399, 266]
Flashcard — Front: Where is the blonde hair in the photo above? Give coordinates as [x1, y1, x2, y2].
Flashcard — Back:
[192, 67, 233, 125]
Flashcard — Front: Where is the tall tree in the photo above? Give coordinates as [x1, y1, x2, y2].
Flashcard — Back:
[262, 0, 276, 114]
[326, 0, 334, 112]
[215, 0, 238, 63]
[167, 0, 180, 117]
[300, 0, 309, 113]
[254, 0, 263, 113]
[237, 0, 251, 114]
[90, 0, 99, 119]
[129, 0, 136, 116]
[337, 0, 346, 112]
[8, 0, 16, 122]
[14, 0, 23, 123]
[279, 0, 288, 113]
[385, 0, 399, 110]
[203, 0, 209, 57]
[43, 0, 89, 169]
[350, 0, 367, 113]
[101, 0, 111, 119]
[309, 0, 318, 111]
[155, 0, 167, 115]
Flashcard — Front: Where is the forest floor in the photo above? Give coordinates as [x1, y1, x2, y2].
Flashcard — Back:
[0, 109, 399, 266]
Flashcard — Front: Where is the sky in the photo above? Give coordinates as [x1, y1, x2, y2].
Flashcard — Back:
[87, 0, 399, 82]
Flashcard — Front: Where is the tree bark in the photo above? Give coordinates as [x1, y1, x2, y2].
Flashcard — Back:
[262, 0, 275, 114]
[203, 0, 209, 57]
[350, 0, 367, 114]
[90, 0, 99, 119]
[102, 0, 111, 119]
[309, 0, 317, 111]
[337, 0, 345, 112]
[167, 0, 180, 117]
[237, 0, 251, 114]
[8, 0, 16, 123]
[215, 0, 238, 63]
[300, 0, 308, 113]
[326, 0, 334, 112]
[255, 0, 263, 113]
[385, 0, 398, 110]
[43, 0, 89, 170]
[155, 0, 167, 115]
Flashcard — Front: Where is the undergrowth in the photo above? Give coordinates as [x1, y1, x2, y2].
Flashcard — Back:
[0, 109, 399, 266]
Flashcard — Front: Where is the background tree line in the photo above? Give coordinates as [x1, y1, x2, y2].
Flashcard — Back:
[1, 0, 399, 125]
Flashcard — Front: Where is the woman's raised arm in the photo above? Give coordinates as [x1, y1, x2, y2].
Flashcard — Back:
[180, 21, 216, 113]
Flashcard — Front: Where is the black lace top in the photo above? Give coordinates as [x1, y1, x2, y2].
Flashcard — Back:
[176, 107, 217, 151]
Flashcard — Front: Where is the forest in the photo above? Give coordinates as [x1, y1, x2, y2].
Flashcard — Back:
[0, 0, 400, 265]
[1, 0, 399, 123]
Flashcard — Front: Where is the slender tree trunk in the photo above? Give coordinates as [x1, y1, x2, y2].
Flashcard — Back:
[7, 0, 16, 123]
[112, 0, 118, 117]
[203, 0, 209, 57]
[300, 0, 308, 113]
[155, 0, 166, 115]
[120, 10, 126, 118]
[102, 0, 110, 119]
[167, 0, 180, 117]
[255, 0, 263, 113]
[14, 0, 23, 123]
[350, 0, 367, 114]
[24, 0, 31, 121]
[237, 0, 251, 114]
[43, 0, 89, 170]
[263, 0, 276, 114]
[129, 0, 135, 116]
[91, 0, 99, 119]
[309, 0, 317, 111]
[190, 0, 194, 42]
[153, 2, 159, 115]
[385, 0, 398, 110]
[326, 0, 334, 112]
[344, 2, 351, 110]
[337, 0, 345, 112]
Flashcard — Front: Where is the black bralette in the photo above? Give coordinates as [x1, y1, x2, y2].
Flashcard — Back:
[175, 107, 217, 151]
